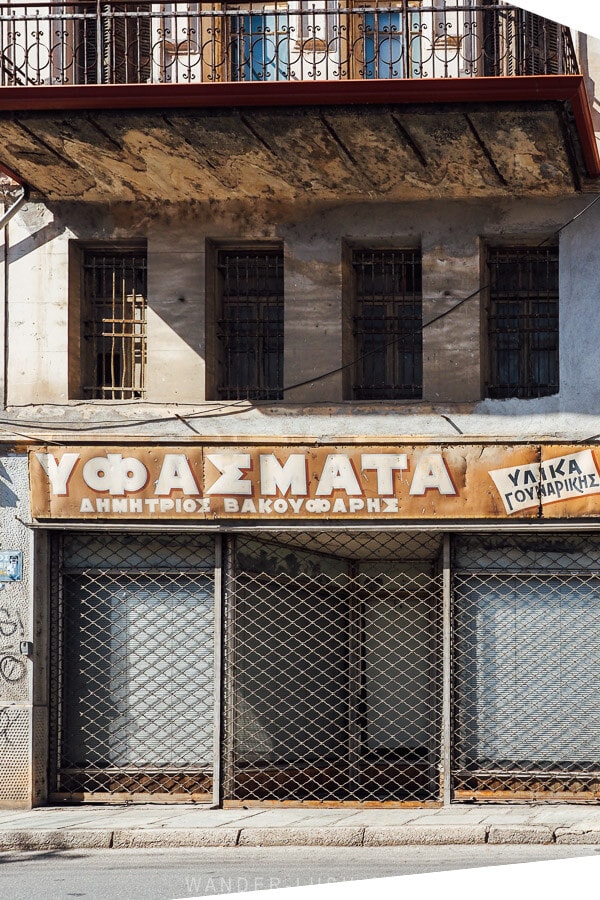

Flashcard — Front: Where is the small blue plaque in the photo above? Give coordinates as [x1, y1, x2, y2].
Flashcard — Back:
[0, 551, 22, 582]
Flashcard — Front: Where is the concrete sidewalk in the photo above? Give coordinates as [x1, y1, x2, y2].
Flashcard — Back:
[1, 804, 600, 850]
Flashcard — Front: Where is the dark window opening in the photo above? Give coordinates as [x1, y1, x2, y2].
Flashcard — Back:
[216, 248, 284, 401]
[352, 249, 422, 401]
[486, 246, 559, 400]
[82, 249, 147, 400]
[77, 3, 152, 84]
[482, 2, 563, 77]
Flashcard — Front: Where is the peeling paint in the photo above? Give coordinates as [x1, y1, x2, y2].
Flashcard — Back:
[0, 103, 578, 203]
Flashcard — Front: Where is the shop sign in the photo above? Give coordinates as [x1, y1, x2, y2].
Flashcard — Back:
[28, 444, 600, 521]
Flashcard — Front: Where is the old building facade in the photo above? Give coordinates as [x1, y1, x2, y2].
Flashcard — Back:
[0, 1, 599, 807]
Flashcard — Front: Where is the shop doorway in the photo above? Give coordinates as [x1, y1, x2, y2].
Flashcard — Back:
[49, 532, 216, 801]
[49, 529, 600, 805]
[222, 531, 444, 804]
[453, 533, 600, 800]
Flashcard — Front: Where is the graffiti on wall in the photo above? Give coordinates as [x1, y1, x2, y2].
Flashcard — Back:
[0, 606, 26, 688]
[0, 708, 17, 747]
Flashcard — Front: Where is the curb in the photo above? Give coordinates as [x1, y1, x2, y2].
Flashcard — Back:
[1, 824, 600, 851]
[112, 828, 240, 848]
[555, 828, 600, 844]
[0, 830, 112, 851]
[363, 825, 487, 845]
[238, 827, 365, 847]
[488, 825, 554, 845]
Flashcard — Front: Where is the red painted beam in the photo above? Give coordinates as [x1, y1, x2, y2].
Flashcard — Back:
[0, 74, 598, 177]
[0, 74, 586, 110]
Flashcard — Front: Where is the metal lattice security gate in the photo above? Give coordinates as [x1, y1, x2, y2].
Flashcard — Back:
[223, 531, 444, 804]
[48, 528, 600, 805]
[453, 534, 600, 800]
[50, 533, 216, 800]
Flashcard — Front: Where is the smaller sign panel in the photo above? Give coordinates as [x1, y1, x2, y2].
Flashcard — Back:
[489, 448, 600, 515]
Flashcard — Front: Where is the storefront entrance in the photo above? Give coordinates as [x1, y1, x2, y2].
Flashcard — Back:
[49, 533, 216, 801]
[49, 530, 600, 804]
[453, 533, 600, 800]
[223, 531, 444, 804]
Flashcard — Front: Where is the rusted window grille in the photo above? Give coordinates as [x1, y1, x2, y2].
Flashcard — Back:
[82, 249, 147, 400]
[352, 249, 422, 400]
[486, 246, 558, 400]
[216, 248, 284, 401]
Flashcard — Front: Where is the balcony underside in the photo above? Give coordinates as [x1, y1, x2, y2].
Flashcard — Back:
[0, 80, 595, 202]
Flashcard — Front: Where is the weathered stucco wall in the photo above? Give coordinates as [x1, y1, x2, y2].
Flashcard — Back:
[4, 193, 600, 440]
[558, 190, 600, 408]
[0, 452, 35, 808]
[7, 205, 71, 404]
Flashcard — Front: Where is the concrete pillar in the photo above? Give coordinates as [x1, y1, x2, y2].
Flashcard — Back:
[283, 238, 343, 403]
[146, 231, 206, 404]
[421, 235, 482, 403]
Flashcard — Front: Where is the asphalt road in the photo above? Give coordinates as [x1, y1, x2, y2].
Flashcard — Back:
[0, 845, 599, 900]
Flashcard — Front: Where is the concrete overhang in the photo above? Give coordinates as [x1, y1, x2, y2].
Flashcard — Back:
[0, 76, 597, 203]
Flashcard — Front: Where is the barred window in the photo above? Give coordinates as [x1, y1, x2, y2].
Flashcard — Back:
[216, 247, 284, 401]
[486, 246, 559, 400]
[352, 249, 422, 400]
[82, 249, 147, 400]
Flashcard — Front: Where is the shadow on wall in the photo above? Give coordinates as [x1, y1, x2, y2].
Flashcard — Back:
[7, 219, 67, 265]
[0, 461, 20, 509]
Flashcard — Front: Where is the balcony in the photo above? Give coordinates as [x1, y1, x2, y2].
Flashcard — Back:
[0, 2, 597, 202]
[0, 2, 579, 87]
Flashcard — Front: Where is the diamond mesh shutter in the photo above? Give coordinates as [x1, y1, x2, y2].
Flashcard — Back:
[223, 532, 443, 804]
[453, 534, 600, 799]
[50, 533, 216, 799]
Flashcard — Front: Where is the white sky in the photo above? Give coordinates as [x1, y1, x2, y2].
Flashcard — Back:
[511, 1, 600, 40]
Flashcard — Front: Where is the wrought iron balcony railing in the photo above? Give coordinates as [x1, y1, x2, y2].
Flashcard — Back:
[0, 2, 578, 88]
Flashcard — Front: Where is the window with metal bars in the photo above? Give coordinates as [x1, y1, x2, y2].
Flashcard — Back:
[82, 249, 147, 400]
[216, 247, 284, 401]
[486, 246, 559, 400]
[352, 249, 422, 400]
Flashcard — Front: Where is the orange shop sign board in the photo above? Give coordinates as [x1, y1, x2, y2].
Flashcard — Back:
[29, 444, 600, 521]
